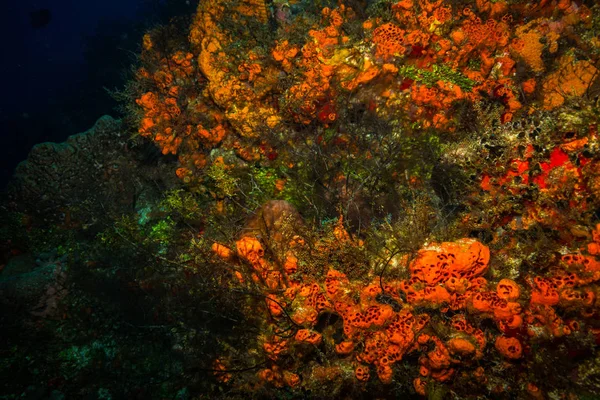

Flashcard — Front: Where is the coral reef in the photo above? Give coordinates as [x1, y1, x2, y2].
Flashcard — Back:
[3, 0, 600, 398]
[208, 203, 600, 397]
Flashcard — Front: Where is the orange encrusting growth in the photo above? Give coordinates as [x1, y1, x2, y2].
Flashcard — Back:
[134, 0, 595, 185]
[211, 222, 600, 391]
[130, 1, 600, 394]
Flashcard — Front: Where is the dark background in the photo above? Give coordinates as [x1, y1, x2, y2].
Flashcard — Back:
[0, 0, 196, 189]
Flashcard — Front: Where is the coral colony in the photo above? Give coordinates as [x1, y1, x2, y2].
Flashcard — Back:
[5, 0, 600, 398]
[125, 0, 600, 396]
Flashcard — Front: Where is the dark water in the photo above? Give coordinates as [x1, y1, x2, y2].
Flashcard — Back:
[0, 0, 195, 189]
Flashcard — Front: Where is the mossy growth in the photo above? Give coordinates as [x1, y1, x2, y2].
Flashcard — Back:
[467, 57, 482, 72]
[206, 161, 239, 198]
[97, 213, 175, 255]
[147, 218, 176, 246]
[159, 188, 203, 222]
[366, 0, 396, 21]
[22, 225, 80, 260]
[246, 165, 305, 208]
[248, 166, 279, 201]
[398, 64, 477, 92]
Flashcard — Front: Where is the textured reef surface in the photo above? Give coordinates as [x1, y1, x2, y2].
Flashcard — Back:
[2, 0, 600, 399]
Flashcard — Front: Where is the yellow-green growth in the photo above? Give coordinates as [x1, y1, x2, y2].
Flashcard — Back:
[160, 189, 202, 221]
[206, 163, 239, 198]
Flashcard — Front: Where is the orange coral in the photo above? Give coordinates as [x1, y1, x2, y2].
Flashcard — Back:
[522, 78, 536, 94]
[235, 0, 268, 24]
[283, 371, 300, 387]
[408, 239, 490, 286]
[494, 336, 522, 359]
[497, 279, 520, 301]
[214, 218, 599, 392]
[542, 55, 598, 110]
[272, 40, 299, 72]
[340, 60, 381, 91]
[376, 364, 393, 384]
[213, 359, 232, 383]
[257, 367, 284, 387]
[355, 364, 370, 382]
[236, 236, 265, 265]
[263, 337, 289, 360]
[414, 377, 427, 396]
[447, 337, 476, 357]
[372, 23, 406, 59]
[295, 329, 323, 345]
[212, 242, 233, 261]
[589, 224, 600, 255]
[335, 341, 355, 355]
[135, 1, 600, 394]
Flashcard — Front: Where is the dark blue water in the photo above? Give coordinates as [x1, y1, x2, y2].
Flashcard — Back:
[0, 0, 195, 188]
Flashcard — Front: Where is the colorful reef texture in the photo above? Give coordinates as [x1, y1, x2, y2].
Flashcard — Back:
[122, 0, 600, 397]
[5, 0, 600, 399]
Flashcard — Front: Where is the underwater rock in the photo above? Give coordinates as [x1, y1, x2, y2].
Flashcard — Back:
[7, 115, 178, 232]
[241, 199, 304, 242]
[0, 251, 66, 315]
[0, 253, 47, 305]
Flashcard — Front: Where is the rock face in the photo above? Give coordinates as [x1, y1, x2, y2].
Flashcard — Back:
[241, 200, 304, 243]
[2, 114, 182, 319]
[0, 252, 67, 317]
[6, 115, 178, 232]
